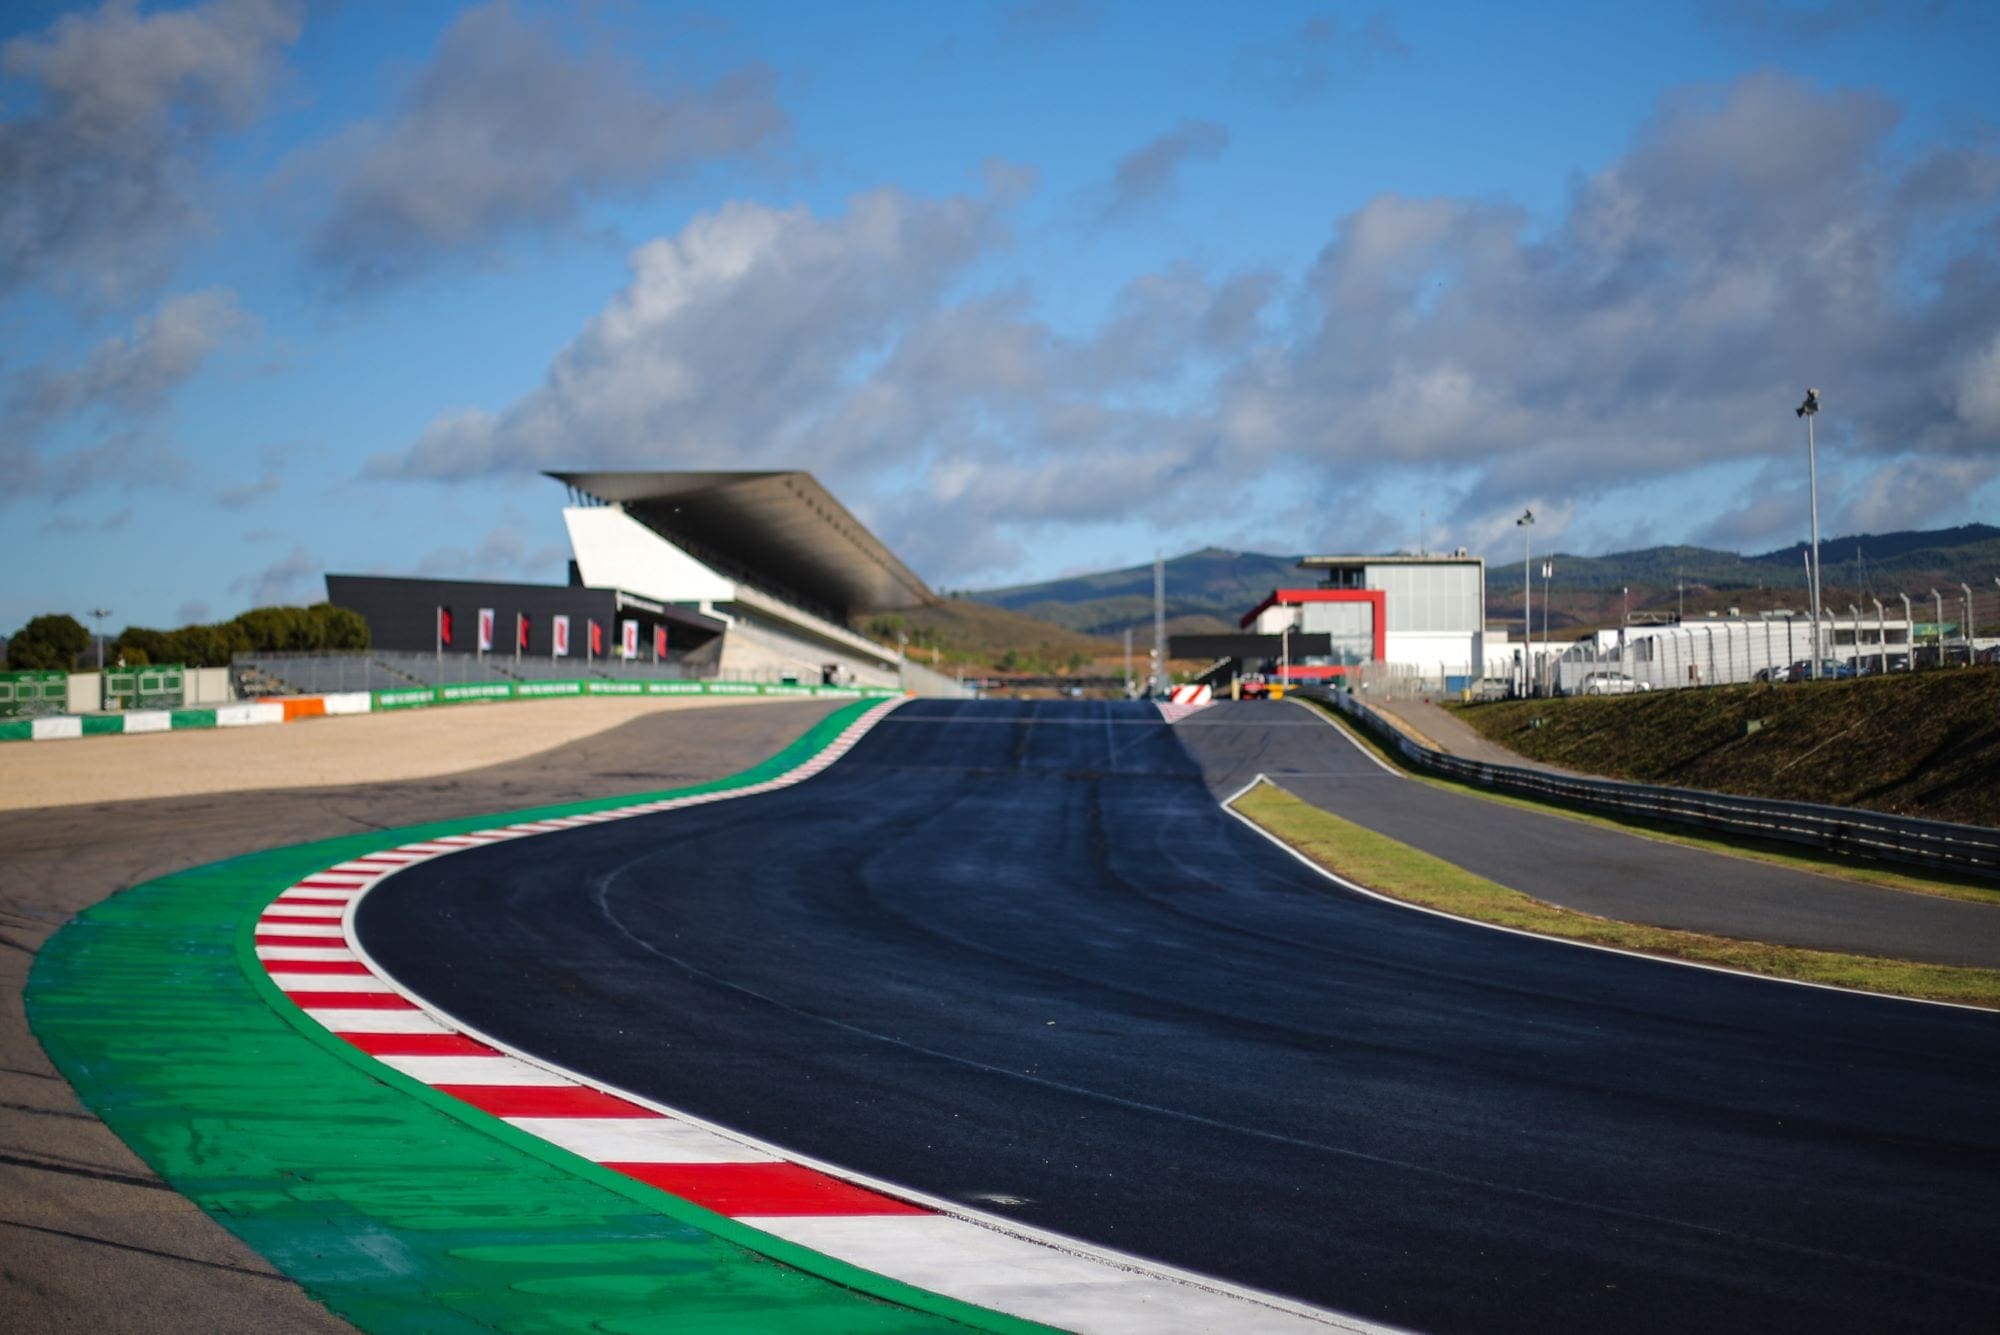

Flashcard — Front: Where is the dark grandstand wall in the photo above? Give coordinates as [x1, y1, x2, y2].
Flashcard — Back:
[325, 575, 723, 659]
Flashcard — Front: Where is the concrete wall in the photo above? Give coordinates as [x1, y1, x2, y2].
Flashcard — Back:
[718, 615, 899, 689]
[65, 674, 99, 713]
[899, 658, 974, 698]
[60, 667, 237, 713]
[186, 667, 235, 705]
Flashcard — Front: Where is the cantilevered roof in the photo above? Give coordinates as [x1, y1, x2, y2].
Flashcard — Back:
[548, 471, 935, 620]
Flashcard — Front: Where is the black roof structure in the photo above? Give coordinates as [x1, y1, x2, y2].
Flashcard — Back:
[549, 471, 935, 620]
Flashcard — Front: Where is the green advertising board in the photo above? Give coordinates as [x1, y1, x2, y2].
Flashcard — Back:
[0, 670, 68, 718]
[103, 664, 186, 711]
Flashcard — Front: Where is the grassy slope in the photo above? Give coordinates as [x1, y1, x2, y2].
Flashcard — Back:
[1233, 782, 2000, 1008]
[861, 598, 1120, 675]
[1450, 670, 2000, 827]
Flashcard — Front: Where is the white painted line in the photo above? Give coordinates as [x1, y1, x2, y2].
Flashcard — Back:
[506, 1117, 783, 1164]
[1285, 697, 1405, 778]
[744, 1216, 1383, 1333]
[122, 710, 173, 733]
[260, 903, 347, 919]
[1222, 776, 1994, 1014]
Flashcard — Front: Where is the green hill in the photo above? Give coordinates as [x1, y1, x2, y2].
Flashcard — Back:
[1452, 669, 2000, 828]
[972, 548, 1304, 636]
[967, 526, 2000, 638]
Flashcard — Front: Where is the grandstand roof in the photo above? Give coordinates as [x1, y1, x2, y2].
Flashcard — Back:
[547, 471, 936, 620]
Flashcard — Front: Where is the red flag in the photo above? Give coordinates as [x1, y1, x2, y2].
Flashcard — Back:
[477, 607, 495, 651]
[438, 606, 453, 647]
[588, 620, 603, 655]
[621, 619, 638, 659]
[553, 615, 570, 656]
[653, 625, 668, 660]
[517, 612, 530, 650]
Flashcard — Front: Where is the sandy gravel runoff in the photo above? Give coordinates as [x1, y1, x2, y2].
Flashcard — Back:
[0, 694, 791, 811]
[1, 695, 851, 1334]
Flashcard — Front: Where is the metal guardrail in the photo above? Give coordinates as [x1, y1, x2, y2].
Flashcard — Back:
[1314, 688, 2000, 882]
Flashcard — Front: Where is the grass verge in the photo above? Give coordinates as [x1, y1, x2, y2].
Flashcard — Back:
[1231, 779, 2000, 1009]
[1301, 695, 2000, 909]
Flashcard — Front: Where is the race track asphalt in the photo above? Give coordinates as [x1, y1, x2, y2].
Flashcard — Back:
[1177, 700, 2000, 969]
[358, 698, 2000, 1335]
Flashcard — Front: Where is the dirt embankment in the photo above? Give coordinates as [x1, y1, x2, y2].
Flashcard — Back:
[1451, 669, 2000, 827]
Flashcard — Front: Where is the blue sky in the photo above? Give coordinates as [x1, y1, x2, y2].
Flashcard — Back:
[4, 0, 1997, 635]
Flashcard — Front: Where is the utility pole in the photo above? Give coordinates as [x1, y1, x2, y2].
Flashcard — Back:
[1516, 510, 1534, 695]
[1962, 584, 1975, 665]
[1152, 552, 1166, 697]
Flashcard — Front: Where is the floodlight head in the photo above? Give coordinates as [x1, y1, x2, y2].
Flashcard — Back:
[1517, 508, 1534, 526]
[1795, 388, 1820, 418]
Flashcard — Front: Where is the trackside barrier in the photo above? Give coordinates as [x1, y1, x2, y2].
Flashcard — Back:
[369, 678, 891, 711]
[1317, 688, 2000, 882]
[2, 679, 898, 743]
[0, 670, 69, 717]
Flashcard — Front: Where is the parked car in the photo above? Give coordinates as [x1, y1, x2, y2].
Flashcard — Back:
[1783, 658, 1853, 682]
[1580, 671, 1649, 695]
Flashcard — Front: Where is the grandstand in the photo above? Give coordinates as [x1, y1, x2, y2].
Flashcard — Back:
[309, 471, 970, 697]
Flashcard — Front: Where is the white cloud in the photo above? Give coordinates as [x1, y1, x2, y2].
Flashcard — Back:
[371, 71, 2000, 585]
[0, 0, 301, 306]
[3, 288, 254, 501]
[305, 1, 786, 288]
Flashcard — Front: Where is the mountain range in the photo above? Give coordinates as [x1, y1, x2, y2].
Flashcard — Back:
[966, 524, 2000, 636]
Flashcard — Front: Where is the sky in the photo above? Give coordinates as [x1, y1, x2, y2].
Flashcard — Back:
[3, 0, 1998, 635]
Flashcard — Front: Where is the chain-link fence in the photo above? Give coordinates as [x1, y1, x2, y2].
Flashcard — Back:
[1518, 577, 2000, 696]
[1342, 576, 2000, 700]
[235, 650, 711, 695]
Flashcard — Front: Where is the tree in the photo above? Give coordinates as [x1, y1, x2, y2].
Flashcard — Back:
[307, 603, 369, 650]
[6, 614, 90, 670]
[116, 627, 171, 664]
[163, 621, 251, 668]
[233, 606, 313, 652]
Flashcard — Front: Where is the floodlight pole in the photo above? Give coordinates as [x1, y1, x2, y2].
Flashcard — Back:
[89, 607, 111, 670]
[1797, 390, 1824, 679]
[1516, 509, 1534, 696]
[1872, 598, 1885, 675]
[1962, 584, 1975, 665]
[1899, 593, 1913, 671]
[1153, 552, 1166, 697]
[1930, 588, 1944, 663]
